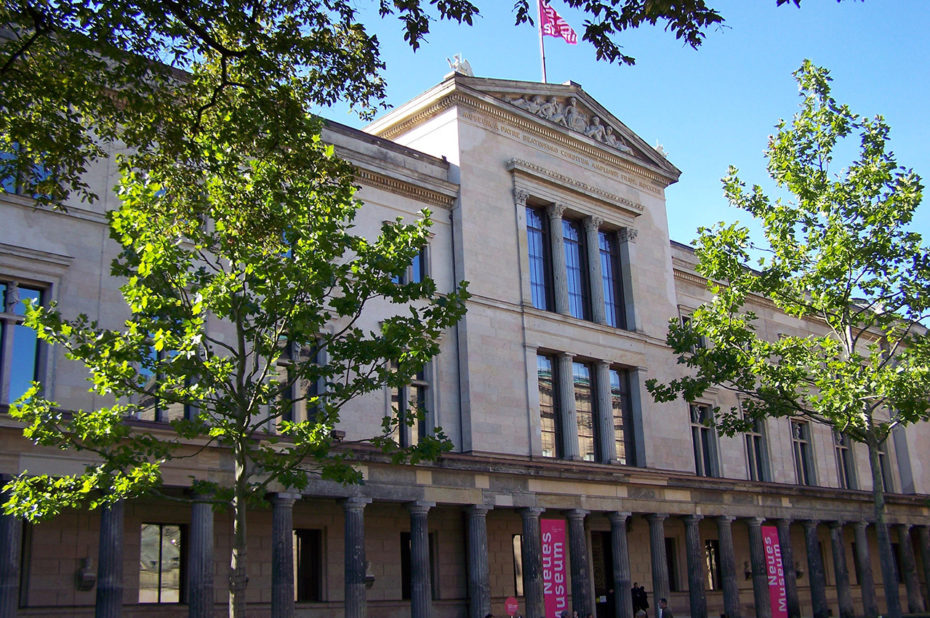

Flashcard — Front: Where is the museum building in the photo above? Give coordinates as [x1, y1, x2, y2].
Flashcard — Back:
[1, 71, 929, 617]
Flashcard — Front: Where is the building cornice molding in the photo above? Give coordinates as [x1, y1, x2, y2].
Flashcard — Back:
[352, 167, 456, 210]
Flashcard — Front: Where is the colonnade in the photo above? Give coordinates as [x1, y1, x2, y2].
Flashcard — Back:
[2, 493, 930, 618]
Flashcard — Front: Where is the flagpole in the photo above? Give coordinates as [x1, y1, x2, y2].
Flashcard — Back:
[537, 0, 547, 83]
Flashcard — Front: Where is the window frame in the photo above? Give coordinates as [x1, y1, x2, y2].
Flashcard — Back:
[833, 431, 858, 490]
[294, 528, 324, 602]
[138, 522, 186, 604]
[609, 367, 634, 466]
[791, 420, 817, 486]
[389, 362, 431, 448]
[572, 361, 597, 462]
[536, 354, 562, 458]
[744, 414, 771, 482]
[598, 229, 627, 329]
[525, 206, 553, 311]
[689, 403, 719, 478]
[562, 217, 590, 320]
[0, 278, 47, 406]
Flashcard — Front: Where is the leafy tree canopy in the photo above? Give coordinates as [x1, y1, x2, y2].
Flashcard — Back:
[646, 60, 928, 618]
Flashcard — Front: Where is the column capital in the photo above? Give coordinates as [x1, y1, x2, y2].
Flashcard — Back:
[683, 514, 704, 525]
[618, 227, 638, 244]
[828, 520, 846, 530]
[896, 522, 913, 532]
[271, 491, 301, 506]
[466, 504, 491, 517]
[647, 513, 668, 523]
[406, 500, 434, 516]
[745, 516, 765, 528]
[566, 509, 589, 521]
[342, 496, 371, 511]
[520, 506, 545, 520]
[715, 514, 736, 524]
[583, 215, 603, 231]
[854, 520, 871, 530]
[547, 202, 566, 220]
[802, 519, 820, 530]
[514, 188, 530, 207]
[608, 511, 631, 525]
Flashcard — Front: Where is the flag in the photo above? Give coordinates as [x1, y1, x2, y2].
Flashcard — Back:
[538, 0, 577, 45]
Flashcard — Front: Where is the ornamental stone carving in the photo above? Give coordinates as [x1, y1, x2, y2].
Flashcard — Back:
[507, 94, 636, 156]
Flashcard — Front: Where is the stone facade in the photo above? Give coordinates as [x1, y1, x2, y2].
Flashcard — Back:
[1, 72, 929, 617]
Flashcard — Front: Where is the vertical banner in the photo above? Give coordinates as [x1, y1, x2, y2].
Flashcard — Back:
[762, 525, 788, 618]
[541, 518, 568, 618]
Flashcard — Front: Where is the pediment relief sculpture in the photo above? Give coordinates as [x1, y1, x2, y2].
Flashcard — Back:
[507, 94, 635, 156]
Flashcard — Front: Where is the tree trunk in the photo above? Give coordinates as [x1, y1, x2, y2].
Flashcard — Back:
[228, 450, 249, 618]
[868, 439, 901, 618]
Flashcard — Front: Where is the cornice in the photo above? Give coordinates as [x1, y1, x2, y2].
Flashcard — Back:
[353, 168, 455, 210]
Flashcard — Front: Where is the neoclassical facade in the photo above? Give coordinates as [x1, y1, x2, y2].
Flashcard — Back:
[1, 72, 929, 617]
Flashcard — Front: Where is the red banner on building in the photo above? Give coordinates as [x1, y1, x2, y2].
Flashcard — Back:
[541, 518, 568, 618]
[762, 525, 788, 618]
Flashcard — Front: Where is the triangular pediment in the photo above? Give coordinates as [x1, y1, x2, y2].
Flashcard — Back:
[451, 75, 680, 178]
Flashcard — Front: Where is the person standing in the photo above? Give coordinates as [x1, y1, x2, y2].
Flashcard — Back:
[656, 598, 674, 618]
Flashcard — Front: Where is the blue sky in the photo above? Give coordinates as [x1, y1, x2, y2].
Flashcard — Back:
[324, 0, 929, 247]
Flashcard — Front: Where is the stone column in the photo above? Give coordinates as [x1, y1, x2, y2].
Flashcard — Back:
[567, 510, 592, 616]
[0, 480, 22, 618]
[648, 514, 670, 606]
[617, 228, 638, 331]
[683, 515, 707, 618]
[344, 497, 370, 618]
[547, 203, 569, 316]
[271, 492, 300, 618]
[716, 516, 741, 618]
[96, 500, 124, 618]
[407, 501, 434, 618]
[876, 521, 901, 618]
[775, 519, 800, 618]
[595, 361, 616, 464]
[747, 517, 772, 618]
[521, 507, 546, 618]
[583, 216, 606, 324]
[853, 522, 878, 618]
[558, 353, 579, 460]
[188, 497, 215, 618]
[609, 512, 633, 618]
[897, 524, 924, 613]
[466, 505, 491, 618]
[802, 520, 828, 618]
[828, 522, 854, 618]
[918, 526, 930, 613]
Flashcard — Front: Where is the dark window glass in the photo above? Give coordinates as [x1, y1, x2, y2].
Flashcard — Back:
[573, 362, 596, 462]
[563, 219, 588, 320]
[8, 285, 41, 402]
[792, 420, 815, 486]
[139, 523, 184, 603]
[294, 529, 323, 602]
[690, 405, 718, 477]
[877, 441, 894, 493]
[391, 365, 428, 447]
[599, 230, 626, 328]
[610, 368, 632, 465]
[665, 537, 680, 592]
[537, 355, 560, 458]
[526, 207, 552, 310]
[746, 418, 769, 482]
[834, 431, 857, 490]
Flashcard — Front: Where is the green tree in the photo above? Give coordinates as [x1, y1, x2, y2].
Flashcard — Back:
[6, 99, 467, 615]
[647, 60, 929, 618]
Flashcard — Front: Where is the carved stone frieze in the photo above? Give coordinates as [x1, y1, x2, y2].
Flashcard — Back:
[507, 94, 635, 156]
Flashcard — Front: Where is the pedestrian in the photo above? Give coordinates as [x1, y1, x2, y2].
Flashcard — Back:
[657, 598, 674, 618]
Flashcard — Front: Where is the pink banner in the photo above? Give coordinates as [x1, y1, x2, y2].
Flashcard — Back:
[538, 0, 578, 45]
[762, 525, 788, 618]
[541, 518, 568, 618]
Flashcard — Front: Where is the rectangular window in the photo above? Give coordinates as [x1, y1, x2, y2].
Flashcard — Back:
[0, 281, 43, 405]
[400, 531, 437, 600]
[690, 404, 718, 477]
[609, 368, 633, 465]
[573, 362, 597, 462]
[537, 355, 561, 458]
[746, 418, 769, 482]
[704, 539, 722, 590]
[562, 219, 589, 320]
[598, 230, 627, 329]
[390, 364, 428, 447]
[139, 523, 184, 604]
[392, 247, 427, 285]
[136, 346, 187, 423]
[512, 534, 524, 597]
[294, 529, 323, 602]
[834, 431, 857, 490]
[665, 537, 680, 592]
[0, 143, 51, 198]
[526, 207, 552, 311]
[791, 420, 816, 486]
[877, 440, 894, 493]
[680, 314, 706, 350]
